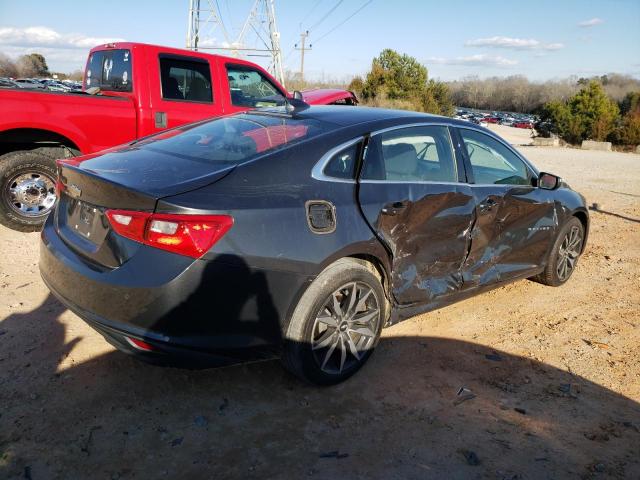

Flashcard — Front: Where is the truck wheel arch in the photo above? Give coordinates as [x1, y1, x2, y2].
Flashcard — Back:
[0, 128, 84, 158]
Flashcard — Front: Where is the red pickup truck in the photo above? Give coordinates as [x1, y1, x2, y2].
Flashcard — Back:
[0, 42, 357, 231]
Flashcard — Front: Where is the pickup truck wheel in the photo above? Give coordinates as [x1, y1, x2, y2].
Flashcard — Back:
[0, 151, 57, 232]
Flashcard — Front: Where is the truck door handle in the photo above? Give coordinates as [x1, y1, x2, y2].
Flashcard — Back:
[155, 112, 167, 128]
[382, 201, 408, 216]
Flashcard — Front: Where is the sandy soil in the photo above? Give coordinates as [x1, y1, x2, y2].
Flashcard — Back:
[1, 140, 639, 479]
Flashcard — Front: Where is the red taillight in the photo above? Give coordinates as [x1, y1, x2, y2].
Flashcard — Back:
[124, 336, 156, 351]
[105, 210, 233, 258]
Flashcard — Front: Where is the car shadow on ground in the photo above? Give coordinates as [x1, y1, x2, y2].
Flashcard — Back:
[1, 295, 639, 480]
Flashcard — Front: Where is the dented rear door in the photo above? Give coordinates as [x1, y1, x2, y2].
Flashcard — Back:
[357, 124, 475, 306]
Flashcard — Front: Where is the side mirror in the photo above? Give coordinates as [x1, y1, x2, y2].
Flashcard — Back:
[538, 172, 560, 190]
[292, 90, 304, 100]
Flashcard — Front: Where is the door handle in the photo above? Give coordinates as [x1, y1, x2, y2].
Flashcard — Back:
[479, 198, 497, 213]
[382, 201, 408, 216]
[154, 112, 167, 128]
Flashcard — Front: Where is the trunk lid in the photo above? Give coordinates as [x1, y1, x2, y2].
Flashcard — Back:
[56, 148, 235, 268]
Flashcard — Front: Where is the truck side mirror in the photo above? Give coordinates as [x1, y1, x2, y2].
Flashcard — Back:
[293, 90, 303, 100]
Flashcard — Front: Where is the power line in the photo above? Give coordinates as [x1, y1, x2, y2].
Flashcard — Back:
[308, 0, 344, 32]
[299, 0, 322, 28]
[313, 0, 373, 45]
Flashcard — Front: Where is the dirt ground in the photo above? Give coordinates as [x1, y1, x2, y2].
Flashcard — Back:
[1, 140, 639, 479]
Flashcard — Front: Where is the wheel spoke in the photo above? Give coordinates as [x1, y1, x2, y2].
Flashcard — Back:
[321, 336, 340, 370]
[338, 336, 347, 373]
[349, 326, 375, 338]
[345, 283, 358, 318]
[312, 329, 335, 350]
[331, 293, 343, 320]
[352, 309, 379, 326]
[345, 333, 361, 361]
[316, 313, 338, 328]
[355, 288, 373, 312]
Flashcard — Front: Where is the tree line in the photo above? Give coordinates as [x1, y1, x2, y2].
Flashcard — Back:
[0, 52, 83, 80]
[447, 74, 640, 114]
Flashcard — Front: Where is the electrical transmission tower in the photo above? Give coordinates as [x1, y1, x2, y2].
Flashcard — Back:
[186, 0, 285, 86]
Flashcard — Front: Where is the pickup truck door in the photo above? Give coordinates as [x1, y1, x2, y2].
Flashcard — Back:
[151, 54, 221, 133]
[452, 127, 557, 287]
[357, 124, 476, 306]
[221, 63, 287, 114]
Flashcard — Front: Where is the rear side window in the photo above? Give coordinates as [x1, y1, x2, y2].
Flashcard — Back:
[160, 56, 213, 103]
[85, 49, 132, 92]
[324, 142, 361, 180]
[458, 129, 530, 185]
[361, 125, 457, 182]
[135, 112, 337, 165]
[226, 66, 285, 107]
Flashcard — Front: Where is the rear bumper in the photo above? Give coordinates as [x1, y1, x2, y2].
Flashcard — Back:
[39, 214, 313, 367]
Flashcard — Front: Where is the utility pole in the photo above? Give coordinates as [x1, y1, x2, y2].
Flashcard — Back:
[295, 31, 311, 84]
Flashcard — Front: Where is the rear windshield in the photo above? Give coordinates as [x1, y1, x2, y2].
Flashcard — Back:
[136, 112, 337, 164]
[85, 49, 132, 92]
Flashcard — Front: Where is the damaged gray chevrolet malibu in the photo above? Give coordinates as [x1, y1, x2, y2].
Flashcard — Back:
[40, 105, 588, 385]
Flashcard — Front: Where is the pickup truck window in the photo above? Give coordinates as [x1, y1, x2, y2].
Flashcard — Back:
[86, 49, 132, 92]
[226, 65, 285, 108]
[159, 56, 213, 103]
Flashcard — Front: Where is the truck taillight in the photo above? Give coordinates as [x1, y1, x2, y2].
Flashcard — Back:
[105, 210, 233, 258]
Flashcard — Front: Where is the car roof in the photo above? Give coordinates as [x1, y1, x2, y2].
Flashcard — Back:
[250, 105, 480, 130]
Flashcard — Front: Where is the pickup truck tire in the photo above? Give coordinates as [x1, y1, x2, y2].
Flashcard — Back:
[0, 150, 58, 232]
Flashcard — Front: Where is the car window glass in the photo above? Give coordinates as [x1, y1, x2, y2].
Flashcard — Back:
[361, 125, 457, 182]
[85, 49, 132, 92]
[133, 113, 335, 165]
[324, 142, 360, 180]
[226, 66, 285, 107]
[160, 57, 213, 103]
[459, 129, 530, 185]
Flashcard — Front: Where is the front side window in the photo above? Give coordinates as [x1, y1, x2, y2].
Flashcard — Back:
[459, 129, 531, 185]
[85, 49, 132, 92]
[226, 66, 285, 107]
[160, 56, 213, 102]
[361, 125, 457, 182]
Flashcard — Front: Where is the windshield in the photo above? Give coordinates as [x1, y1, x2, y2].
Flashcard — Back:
[135, 113, 337, 165]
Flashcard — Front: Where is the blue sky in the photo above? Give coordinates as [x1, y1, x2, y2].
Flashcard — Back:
[1, 0, 639, 81]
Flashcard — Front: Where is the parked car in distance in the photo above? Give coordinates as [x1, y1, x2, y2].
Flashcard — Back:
[513, 121, 534, 129]
[13, 78, 45, 89]
[0, 42, 358, 232]
[0, 78, 19, 88]
[40, 106, 589, 385]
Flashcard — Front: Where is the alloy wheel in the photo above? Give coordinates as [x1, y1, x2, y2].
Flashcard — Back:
[311, 281, 380, 375]
[556, 225, 583, 282]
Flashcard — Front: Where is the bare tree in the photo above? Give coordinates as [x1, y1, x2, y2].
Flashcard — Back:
[0, 53, 19, 78]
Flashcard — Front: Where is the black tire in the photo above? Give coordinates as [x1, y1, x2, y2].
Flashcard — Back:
[282, 258, 389, 385]
[535, 217, 585, 286]
[0, 150, 58, 232]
